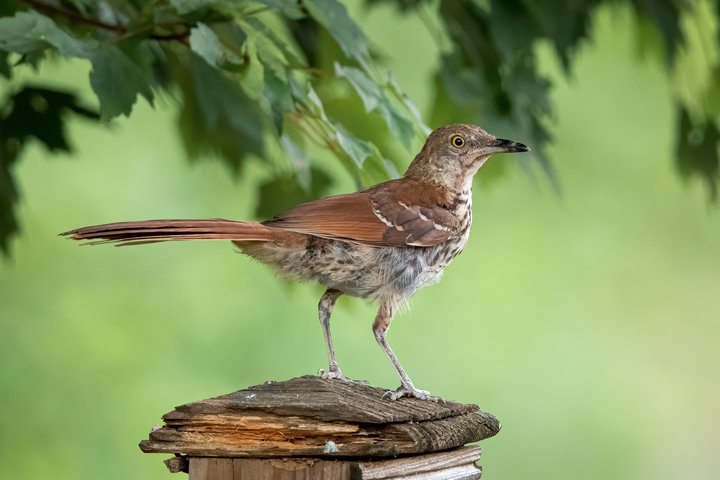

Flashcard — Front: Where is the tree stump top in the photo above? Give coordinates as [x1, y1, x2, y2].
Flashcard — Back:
[176, 375, 480, 423]
[139, 376, 500, 459]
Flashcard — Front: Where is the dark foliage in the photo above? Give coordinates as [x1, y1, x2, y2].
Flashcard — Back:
[0, 85, 98, 253]
[0, 0, 717, 255]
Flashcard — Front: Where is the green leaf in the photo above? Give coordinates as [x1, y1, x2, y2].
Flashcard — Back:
[177, 53, 265, 169]
[0, 1, 18, 17]
[334, 63, 380, 111]
[0, 11, 156, 122]
[89, 42, 155, 121]
[303, 0, 370, 71]
[717, 0, 720, 48]
[189, 22, 225, 67]
[387, 73, 430, 135]
[631, 0, 685, 65]
[243, 17, 294, 77]
[438, 3, 509, 114]
[335, 125, 372, 168]
[0, 161, 18, 257]
[255, 0, 306, 20]
[285, 16, 321, 67]
[334, 63, 414, 148]
[487, 0, 539, 62]
[380, 102, 415, 149]
[382, 156, 400, 179]
[281, 135, 311, 191]
[0, 51, 10, 79]
[264, 68, 293, 133]
[675, 107, 719, 200]
[170, 0, 221, 14]
[705, 67, 720, 115]
[436, 1, 556, 186]
[305, 85, 329, 121]
[488, 0, 597, 69]
[65, 1, 94, 15]
[238, 35, 265, 100]
[0, 10, 96, 57]
[256, 167, 332, 219]
[0, 86, 99, 255]
[0, 11, 55, 54]
[16, 50, 46, 70]
[358, 143, 397, 186]
[190, 22, 248, 70]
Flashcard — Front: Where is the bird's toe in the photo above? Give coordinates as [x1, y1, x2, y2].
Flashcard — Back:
[383, 385, 439, 401]
[318, 368, 367, 385]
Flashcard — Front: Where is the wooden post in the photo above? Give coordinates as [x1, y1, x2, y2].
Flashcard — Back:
[140, 376, 500, 479]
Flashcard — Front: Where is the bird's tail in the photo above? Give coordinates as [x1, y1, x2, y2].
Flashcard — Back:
[60, 219, 279, 246]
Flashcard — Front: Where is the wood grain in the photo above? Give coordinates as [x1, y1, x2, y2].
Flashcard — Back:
[355, 446, 482, 479]
[174, 376, 478, 423]
[139, 376, 500, 458]
[184, 448, 483, 480]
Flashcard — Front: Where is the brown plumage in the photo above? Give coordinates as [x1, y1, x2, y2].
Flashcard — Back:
[61, 124, 529, 400]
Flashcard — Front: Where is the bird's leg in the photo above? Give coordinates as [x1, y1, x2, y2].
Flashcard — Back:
[373, 302, 435, 401]
[317, 289, 353, 382]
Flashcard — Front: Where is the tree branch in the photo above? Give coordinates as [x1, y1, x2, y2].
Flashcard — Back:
[19, 0, 190, 43]
[20, 0, 126, 33]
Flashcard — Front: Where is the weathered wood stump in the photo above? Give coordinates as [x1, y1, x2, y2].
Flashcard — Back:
[140, 376, 500, 479]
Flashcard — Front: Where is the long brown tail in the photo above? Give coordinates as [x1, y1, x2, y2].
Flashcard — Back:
[60, 219, 279, 246]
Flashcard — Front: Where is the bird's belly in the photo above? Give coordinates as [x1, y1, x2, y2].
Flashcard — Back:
[331, 237, 468, 302]
[245, 234, 469, 302]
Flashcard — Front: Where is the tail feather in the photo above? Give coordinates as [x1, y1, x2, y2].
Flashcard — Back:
[60, 219, 279, 246]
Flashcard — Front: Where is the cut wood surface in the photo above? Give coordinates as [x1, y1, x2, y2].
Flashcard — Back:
[189, 457, 352, 480]
[139, 376, 500, 458]
[355, 446, 482, 479]
[185, 446, 483, 480]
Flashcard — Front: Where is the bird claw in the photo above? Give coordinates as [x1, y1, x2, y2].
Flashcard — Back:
[318, 368, 368, 385]
[382, 384, 440, 402]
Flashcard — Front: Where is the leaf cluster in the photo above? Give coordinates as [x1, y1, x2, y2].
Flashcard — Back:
[0, 0, 427, 255]
[1, 0, 719, 256]
[375, 0, 715, 194]
[0, 86, 98, 252]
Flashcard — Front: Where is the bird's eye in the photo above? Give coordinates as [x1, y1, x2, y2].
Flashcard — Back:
[451, 135, 465, 148]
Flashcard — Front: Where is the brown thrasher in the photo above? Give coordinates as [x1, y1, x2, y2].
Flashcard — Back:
[62, 124, 529, 400]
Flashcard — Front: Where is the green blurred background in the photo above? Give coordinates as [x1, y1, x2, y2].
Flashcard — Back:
[2, 3, 720, 480]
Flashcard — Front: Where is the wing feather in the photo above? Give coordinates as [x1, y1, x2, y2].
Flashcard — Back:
[264, 179, 460, 247]
[263, 193, 387, 245]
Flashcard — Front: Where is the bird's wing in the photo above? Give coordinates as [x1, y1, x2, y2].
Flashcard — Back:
[264, 180, 460, 247]
[263, 192, 387, 245]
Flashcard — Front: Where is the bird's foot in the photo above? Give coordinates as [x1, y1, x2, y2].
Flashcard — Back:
[382, 384, 440, 402]
[318, 367, 368, 385]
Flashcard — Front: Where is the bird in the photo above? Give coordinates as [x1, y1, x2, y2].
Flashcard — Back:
[61, 124, 529, 400]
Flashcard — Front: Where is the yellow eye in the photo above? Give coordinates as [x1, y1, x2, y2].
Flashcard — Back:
[451, 135, 465, 148]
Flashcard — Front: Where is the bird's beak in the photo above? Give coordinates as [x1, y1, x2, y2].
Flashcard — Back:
[485, 138, 531, 154]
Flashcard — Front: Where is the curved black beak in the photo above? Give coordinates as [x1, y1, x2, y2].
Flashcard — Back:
[493, 138, 530, 153]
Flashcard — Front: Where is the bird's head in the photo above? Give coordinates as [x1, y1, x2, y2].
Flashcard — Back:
[404, 124, 530, 191]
